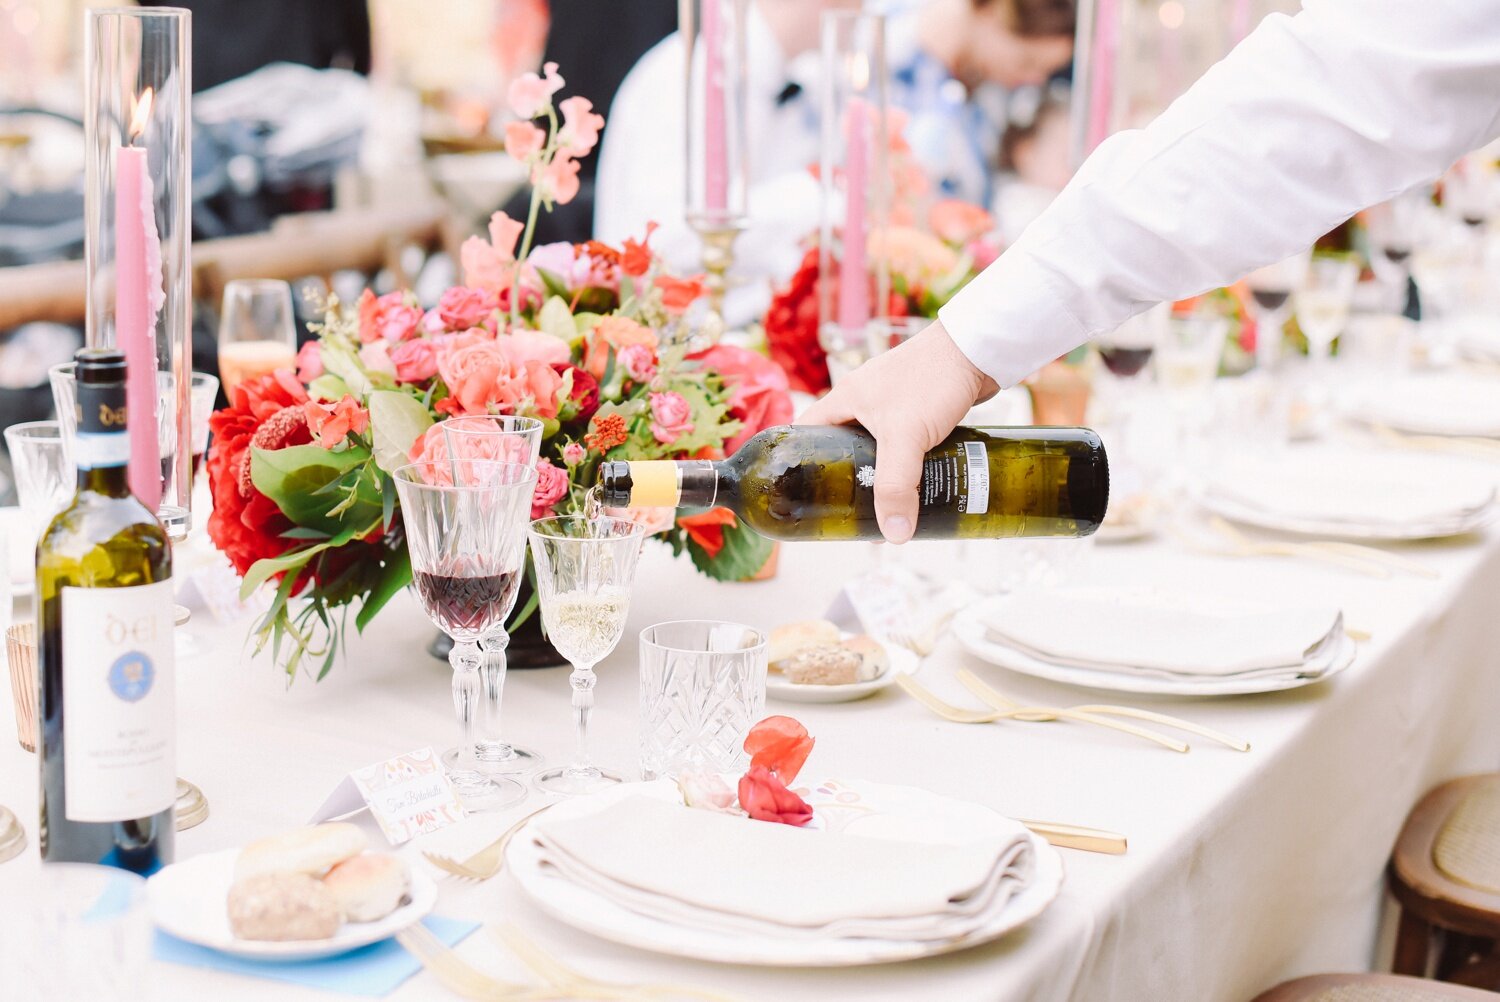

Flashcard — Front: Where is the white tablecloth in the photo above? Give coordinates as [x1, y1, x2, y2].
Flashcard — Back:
[3, 510, 1500, 1001]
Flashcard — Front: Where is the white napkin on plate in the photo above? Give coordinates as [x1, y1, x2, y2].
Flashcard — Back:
[981, 589, 1342, 678]
[529, 796, 1033, 942]
[1205, 450, 1496, 527]
[1352, 374, 1500, 438]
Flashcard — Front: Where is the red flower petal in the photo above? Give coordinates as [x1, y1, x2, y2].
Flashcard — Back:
[738, 766, 814, 827]
[743, 715, 815, 783]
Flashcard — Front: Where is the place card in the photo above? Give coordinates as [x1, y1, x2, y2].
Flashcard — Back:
[310, 747, 466, 845]
[825, 566, 928, 639]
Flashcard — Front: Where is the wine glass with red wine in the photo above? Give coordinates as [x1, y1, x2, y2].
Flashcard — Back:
[393, 459, 537, 812]
[1245, 251, 1310, 371]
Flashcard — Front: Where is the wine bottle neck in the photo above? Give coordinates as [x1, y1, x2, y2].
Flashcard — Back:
[675, 460, 721, 509]
[74, 381, 132, 498]
[598, 459, 725, 509]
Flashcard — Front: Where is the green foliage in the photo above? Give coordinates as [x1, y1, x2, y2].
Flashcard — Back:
[367, 390, 433, 473]
[688, 518, 772, 581]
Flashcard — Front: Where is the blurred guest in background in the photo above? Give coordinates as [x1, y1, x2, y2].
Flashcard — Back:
[994, 89, 1073, 240]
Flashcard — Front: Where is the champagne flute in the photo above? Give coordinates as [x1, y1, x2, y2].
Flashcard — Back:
[217, 279, 298, 397]
[394, 459, 536, 812]
[1293, 257, 1358, 375]
[436, 414, 545, 775]
[527, 515, 646, 796]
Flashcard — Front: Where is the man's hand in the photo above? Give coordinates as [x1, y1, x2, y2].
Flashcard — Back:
[799, 320, 999, 544]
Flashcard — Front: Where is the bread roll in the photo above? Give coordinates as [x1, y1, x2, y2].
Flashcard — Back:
[841, 634, 890, 681]
[768, 620, 841, 665]
[323, 853, 412, 922]
[228, 872, 342, 941]
[234, 822, 367, 881]
[783, 644, 862, 685]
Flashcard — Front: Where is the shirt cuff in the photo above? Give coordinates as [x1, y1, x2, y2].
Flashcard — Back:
[937, 254, 1093, 389]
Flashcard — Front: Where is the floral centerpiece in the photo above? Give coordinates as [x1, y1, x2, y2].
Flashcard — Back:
[207, 64, 792, 681]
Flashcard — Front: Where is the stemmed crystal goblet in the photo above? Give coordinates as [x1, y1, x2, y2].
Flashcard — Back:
[394, 459, 536, 812]
[527, 515, 646, 796]
[1245, 251, 1310, 371]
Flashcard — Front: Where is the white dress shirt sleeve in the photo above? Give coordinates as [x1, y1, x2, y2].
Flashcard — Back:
[939, 0, 1500, 387]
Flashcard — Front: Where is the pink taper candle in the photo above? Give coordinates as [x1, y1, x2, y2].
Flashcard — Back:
[1085, 0, 1118, 153]
[116, 89, 164, 511]
[1230, 0, 1253, 42]
[701, 0, 729, 213]
[837, 96, 871, 330]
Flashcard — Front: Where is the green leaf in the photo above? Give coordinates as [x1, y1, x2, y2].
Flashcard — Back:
[306, 374, 350, 402]
[239, 516, 381, 598]
[355, 547, 412, 633]
[536, 267, 570, 300]
[689, 519, 772, 581]
[281, 526, 332, 541]
[367, 390, 433, 474]
[538, 296, 579, 345]
[251, 444, 381, 534]
[318, 339, 373, 399]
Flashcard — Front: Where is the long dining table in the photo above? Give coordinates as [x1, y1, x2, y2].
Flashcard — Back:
[2, 472, 1500, 1001]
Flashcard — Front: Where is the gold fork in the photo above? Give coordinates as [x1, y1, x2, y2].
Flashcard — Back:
[397, 922, 549, 1001]
[423, 805, 551, 881]
[955, 669, 1251, 752]
[494, 925, 744, 1002]
[895, 674, 1190, 752]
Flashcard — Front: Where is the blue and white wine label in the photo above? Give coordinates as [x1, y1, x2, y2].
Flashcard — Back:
[72, 430, 130, 469]
[62, 579, 175, 822]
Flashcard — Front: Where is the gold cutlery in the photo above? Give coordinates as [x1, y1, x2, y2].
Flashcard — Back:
[955, 669, 1251, 752]
[1179, 519, 1388, 577]
[1371, 422, 1500, 460]
[895, 674, 1190, 753]
[1017, 820, 1128, 855]
[397, 923, 548, 1001]
[423, 805, 551, 882]
[494, 925, 744, 1002]
[1208, 516, 1439, 579]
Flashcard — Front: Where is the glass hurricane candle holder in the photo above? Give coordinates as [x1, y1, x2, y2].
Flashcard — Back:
[83, 7, 193, 538]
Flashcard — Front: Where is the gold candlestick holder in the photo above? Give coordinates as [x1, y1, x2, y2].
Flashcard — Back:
[694, 222, 744, 324]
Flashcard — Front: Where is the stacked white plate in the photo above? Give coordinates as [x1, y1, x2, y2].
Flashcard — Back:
[954, 587, 1355, 696]
[1198, 446, 1497, 540]
[507, 778, 1063, 966]
[1346, 373, 1500, 439]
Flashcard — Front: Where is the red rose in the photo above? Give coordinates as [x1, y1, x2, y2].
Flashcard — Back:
[554, 363, 599, 424]
[764, 246, 830, 395]
[737, 766, 814, 827]
[206, 371, 313, 584]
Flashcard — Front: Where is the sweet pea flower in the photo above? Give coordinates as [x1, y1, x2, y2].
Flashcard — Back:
[359, 340, 397, 378]
[504, 120, 547, 163]
[526, 241, 580, 288]
[303, 395, 370, 449]
[618, 343, 657, 382]
[533, 153, 582, 206]
[556, 95, 605, 157]
[561, 441, 586, 466]
[391, 337, 441, 383]
[677, 771, 740, 814]
[530, 458, 570, 518]
[295, 341, 323, 382]
[648, 391, 694, 445]
[583, 314, 658, 379]
[744, 715, 815, 783]
[461, 211, 526, 291]
[737, 766, 814, 827]
[507, 61, 564, 119]
[654, 274, 706, 315]
[620, 222, 658, 277]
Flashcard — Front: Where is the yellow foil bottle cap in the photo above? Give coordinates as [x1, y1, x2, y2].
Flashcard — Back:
[628, 461, 681, 507]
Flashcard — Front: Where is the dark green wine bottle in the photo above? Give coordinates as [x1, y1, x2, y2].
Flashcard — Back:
[599, 425, 1108, 541]
[37, 348, 175, 874]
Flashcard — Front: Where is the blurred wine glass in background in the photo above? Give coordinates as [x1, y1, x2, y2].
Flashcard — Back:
[217, 279, 298, 398]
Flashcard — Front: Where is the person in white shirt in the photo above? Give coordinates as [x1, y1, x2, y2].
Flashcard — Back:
[594, 0, 848, 328]
[803, 0, 1500, 544]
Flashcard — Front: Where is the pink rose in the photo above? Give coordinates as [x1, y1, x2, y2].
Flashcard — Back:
[438, 332, 513, 415]
[618, 343, 657, 382]
[357, 290, 422, 344]
[556, 95, 604, 157]
[295, 341, 323, 382]
[648, 391, 694, 445]
[391, 337, 441, 383]
[504, 120, 547, 163]
[359, 339, 397, 377]
[530, 458, 570, 518]
[501, 328, 572, 368]
[605, 505, 676, 536]
[688, 345, 793, 452]
[533, 153, 581, 206]
[507, 61, 564, 119]
[438, 286, 499, 331]
[562, 442, 585, 466]
[461, 211, 525, 291]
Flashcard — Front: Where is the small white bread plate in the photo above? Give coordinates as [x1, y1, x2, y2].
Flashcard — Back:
[765, 638, 918, 704]
[506, 777, 1064, 966]
[147, 848, 436, 961]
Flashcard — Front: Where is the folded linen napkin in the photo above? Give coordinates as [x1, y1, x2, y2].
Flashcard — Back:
[981, 590, 1342, 678]
[1206, 450, 1496, 527]
[529, 796, 1032, 943]
[1353, 376, 1500, 438]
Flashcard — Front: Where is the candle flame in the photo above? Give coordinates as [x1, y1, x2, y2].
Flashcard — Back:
[848, 53, 870, 92]
[128, 88, 154, 142]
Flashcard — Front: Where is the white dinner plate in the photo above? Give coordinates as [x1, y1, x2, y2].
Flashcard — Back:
[765, 638, 918, 704]
[952, 600, 1356, 697]
[507, 778, 1064, 966]
[1345, 372, 1500, 438]
[147, 848, 437, 960]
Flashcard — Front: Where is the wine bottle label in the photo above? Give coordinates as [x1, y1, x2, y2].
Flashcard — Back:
[61, 579, 176, 822]
[920, 440, 991, 516]
[72, 430, 130, 470]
